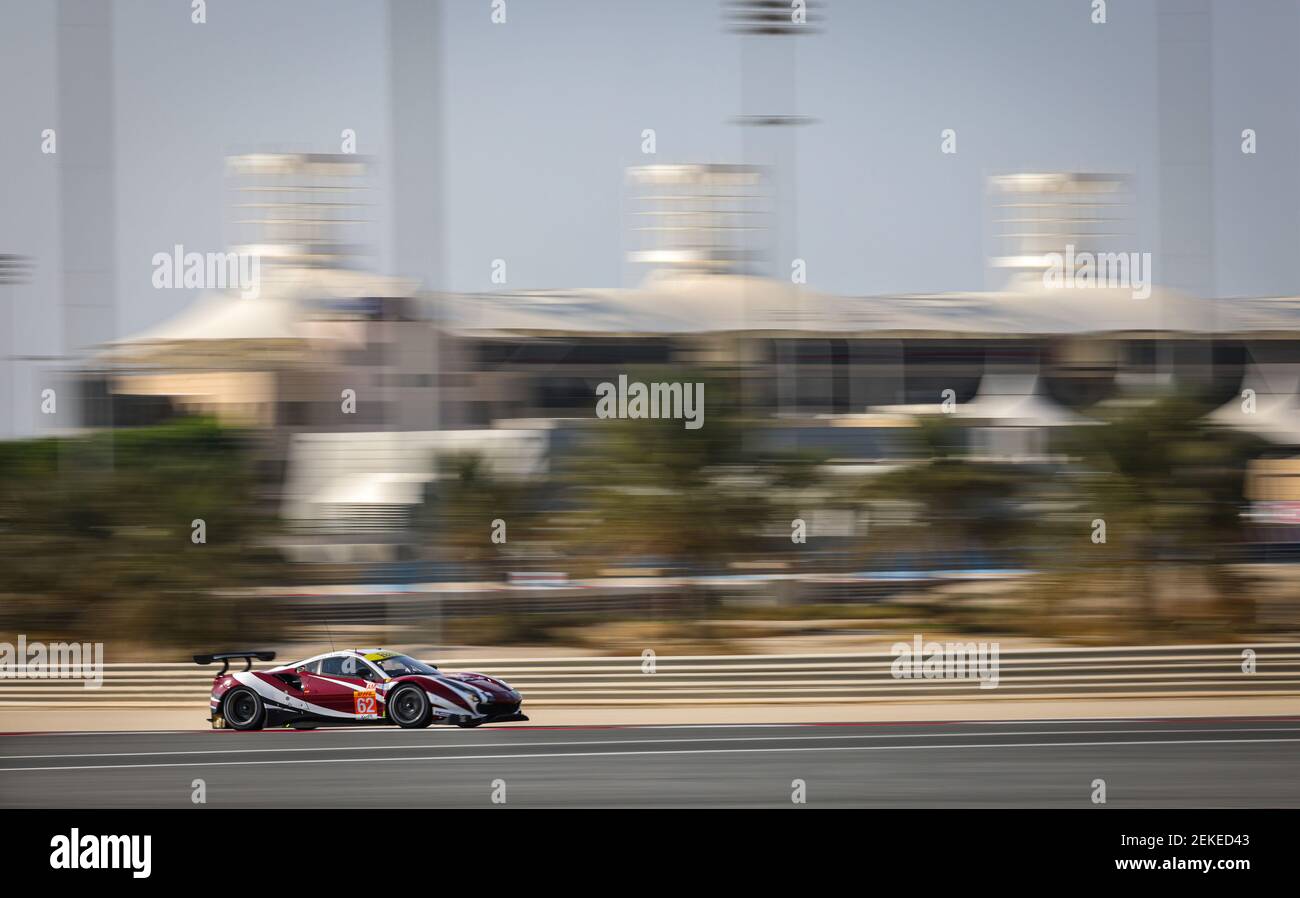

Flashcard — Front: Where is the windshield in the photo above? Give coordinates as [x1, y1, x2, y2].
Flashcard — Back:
[371, 654, 439, 676]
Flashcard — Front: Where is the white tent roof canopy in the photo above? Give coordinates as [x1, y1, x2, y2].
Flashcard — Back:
[955, 374, 1100, 427]
[870, 373, 1100, 428]
[1208, 362, 1300, 445]
[314, 472, 435, 507]
[281, 428, 550, 525]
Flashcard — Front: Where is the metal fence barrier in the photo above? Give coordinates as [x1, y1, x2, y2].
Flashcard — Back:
[1, 643, 1297, 708]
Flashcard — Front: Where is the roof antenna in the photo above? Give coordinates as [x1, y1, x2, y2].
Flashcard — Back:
[322, 614, 337, 654]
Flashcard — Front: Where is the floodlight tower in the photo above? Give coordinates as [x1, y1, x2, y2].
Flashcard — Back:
[1, 255, 34, 438]
[1156, 0, 1215, 299]
[388, 0, 446, 292]
[56, 0, 117, 434]
[722, 2, 823, 418]
[725, 1, 822, 284]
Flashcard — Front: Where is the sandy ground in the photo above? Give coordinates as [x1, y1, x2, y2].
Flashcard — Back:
[3, 696, 1297, 732]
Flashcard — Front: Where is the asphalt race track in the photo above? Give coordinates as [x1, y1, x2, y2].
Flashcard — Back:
[1, 717, 1297, 807]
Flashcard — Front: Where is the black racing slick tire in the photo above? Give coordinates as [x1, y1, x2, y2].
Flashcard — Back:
[387, 685, 432, 729]
[223, 687, 266, 731]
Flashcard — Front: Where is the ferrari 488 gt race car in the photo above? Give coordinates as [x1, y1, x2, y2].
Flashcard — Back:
[195, 649, 527, 730]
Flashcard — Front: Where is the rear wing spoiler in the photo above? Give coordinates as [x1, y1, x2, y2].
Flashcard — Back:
[193, 651, 276, 675]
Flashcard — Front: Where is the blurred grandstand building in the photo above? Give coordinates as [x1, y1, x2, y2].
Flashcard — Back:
[78, 150, 1300, 570]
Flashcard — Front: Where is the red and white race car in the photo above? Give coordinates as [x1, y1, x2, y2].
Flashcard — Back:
[196, 649, 527, 730]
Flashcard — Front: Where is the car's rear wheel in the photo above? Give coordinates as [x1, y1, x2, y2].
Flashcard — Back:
[387, 685, 432, 729]
[223, 687, 265, 731]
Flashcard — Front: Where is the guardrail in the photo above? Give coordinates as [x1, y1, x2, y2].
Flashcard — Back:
[1, 643, 1297, 707]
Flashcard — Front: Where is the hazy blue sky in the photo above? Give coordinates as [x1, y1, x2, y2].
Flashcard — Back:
[2, 0, 1299, 380]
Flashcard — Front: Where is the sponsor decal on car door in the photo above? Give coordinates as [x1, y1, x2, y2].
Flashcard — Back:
[352, 689, 379, 719]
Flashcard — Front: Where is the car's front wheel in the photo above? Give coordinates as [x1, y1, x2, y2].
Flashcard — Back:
[223, 687, 265, 731]
[387, 685, 432, 729]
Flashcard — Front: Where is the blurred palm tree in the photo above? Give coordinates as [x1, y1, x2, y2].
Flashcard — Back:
[413, 451, 537, 579]
[861, 414, 1034, 566]
[1062, 393, 1263, 635]
[556, 379, 822, 582]
[863, 399, 1262, 637]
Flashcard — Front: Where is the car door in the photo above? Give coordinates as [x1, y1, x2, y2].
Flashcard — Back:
[347, 657, 385, 719]
[307, 654, 379, 719]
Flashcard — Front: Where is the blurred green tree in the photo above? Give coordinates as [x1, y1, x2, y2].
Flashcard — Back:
[861, 414, 1033, 564]
[0, 417, 285, 650]
[413, 451, 538, 579]
[556, 379, 823, 580]
[1062, 393, 1263, 635]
